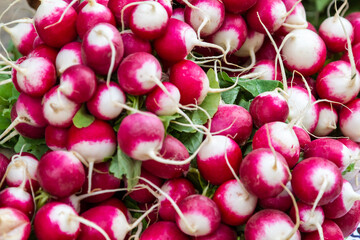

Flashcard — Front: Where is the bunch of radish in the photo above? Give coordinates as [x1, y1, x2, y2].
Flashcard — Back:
[2, 0, 360, 239]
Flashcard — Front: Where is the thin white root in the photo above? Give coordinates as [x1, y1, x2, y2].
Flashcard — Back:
[0, 129, 19, 145]
[311, 177, 328, 215]
[70, 215, 111, 240]
[315, 221, 325, 240]
[87, 162, 94, 194]
[129, 202, 160, 231]
[281, 182, 300, 240]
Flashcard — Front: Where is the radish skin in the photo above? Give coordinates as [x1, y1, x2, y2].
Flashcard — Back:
[0, 207, 31, 240]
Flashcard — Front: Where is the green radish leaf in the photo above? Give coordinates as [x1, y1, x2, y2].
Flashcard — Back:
[13, 136, 49, 159]
[315, 0, 332, 12]
[158, 114, 181, 130]
[109, 147, 142, 190]
[0, 116, 10, 130]
[342, 162, 356, 175]
[72, 105, 95, 128]
[170, 130, 204, 155]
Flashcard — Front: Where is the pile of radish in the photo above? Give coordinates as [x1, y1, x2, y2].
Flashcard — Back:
[2, 0, 360, 239]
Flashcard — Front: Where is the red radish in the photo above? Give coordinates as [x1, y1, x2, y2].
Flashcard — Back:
[0, 207, 31, 240]
[175, 194, 221, 237]
[197, 135, 242, 185]
[81, 23, 124, 76]
[339, 98, 360, 142]
[276, 0, 307, 36]
[291, 157, 343, 206]
[58, 64, 97, 103]
[55, 42, 83, 75]
[316, 60, 360, 104]
[117, 52, 162, 96]
[158, 178, 196, 222]
[142, 135, 190, 179]
[289, 202, 324, 234]
[28, 44, 58, 64]
[184, 0, 225, 38]
[120, 30, 152, 58]
[252, 121, 300, 168]
[67, 119, 117, 193]
[341, 42, 360, 71]
[129, 1, 169, 40]
[248, 59, 282, 81]
[213, 179, 257, 226]
[221, 0, 257, 14]
[98, 198, 132, 222]
[140, 221, 190, 240]
[77, 0, 110, 12]
[244, 209, 300, 240]
[313, 102, 338, 137]
[80, 162, 121, 203]
[287, 75, 317, 98]
[339, 138, 360, 180]
[259, 182, 293, 212]
[301, 220, 343, 240]
[129, 168, 164, 204]
[249, 90, 289, 128]
[157, 0, 173, 18]
[0, 154, 10, 183]
[333, 200, 360, 237]
[87, 81, 126, 121]
[303, 138, 352, 171]
[172, 8, 185, 22]
[76, 0, 116, 39]
[287, 86, 319, 133]
[191, 224, 237, 240]
[346, 12, 360, 45]
[207, 104, 253, 146]
[42, 86, 81, 128]
[0, 187, 34, 218]
[293, 125, 311, 150]
[319, 16, 354, 53]
[246, 0, 287, 34]
[34, 0, 78, 48]
[256, 36, 282, 61]
[281, 29, 327, 76]
[45, 126, 68, 151]
[2, 23, 37, 56]
[239, 148, 290, 199]
[32, 36, 45, 48]
[108, 0, 138, 28]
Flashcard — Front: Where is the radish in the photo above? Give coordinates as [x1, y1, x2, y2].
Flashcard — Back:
[313, 102, 338, 137]
[28, 44, 58, 64]
[249, 89, 289, 128]
[67, 119, 117, 193]
[259, 182, 293, 212]
[221, 0, 257, 14]
[58, 64, 97, 103]
[288, 75, 317, 98]
[98, 198, 132, 222]
[142, 135, 190, 179]
[172, 8, 185, 22]
[42, 86, 81, 128]
[175, 194, 221, 237]
[81, 22, 124, 76]
[256, 36, 282, 61]
[34, 0, 78, 48]
[77, 0, 110, 12]
[86, 81, 126, 120]
[55, 41, 83, 75]
[244, 209, 301, 240]
[76, 0, 116, 39]
[0, 207, 31, 240]
[191, 224, 237, 240]
[293, 125, 311, 150]
[276, 0, 307, 36]
[32, 36, 45, 48]
[212, 179, 257, 226]
[0, 187, 34, 218]
[333, 200, 360, 237]
[0, 154, 9, 184]
[140, 221, 190, 240]
[289, 202, 324, 235]
[183, 0, 225, 38]
[341, 42, 360, 71]
[339, 98, 360, 142]
[291, 157, 343, 206]
[120, 30, 152, 58]
[36, 150, 86, 198]
[346, 12, 360, 45]
[158, 178, 196, 222]
[45, 126, 68, 151]
[338, 138, 360, 180]
[303, 138, 352, 171]
[316, 60, 360, 104]
[281, 29, 327, 76]
[248, 59, 282, 81]
[239, 148, 290, 198]
[108, 0, 138, 28]
[301, 220, 343, 240]
[2, 22, 37, 56]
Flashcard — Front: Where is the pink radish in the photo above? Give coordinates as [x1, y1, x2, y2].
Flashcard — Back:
[303, 138, 352, 171]
[76, 0, 110, 12]
[0, 207, 31, 240]
[276, 0, 307, 36]
[0, 154, 10, 183]
[108, 0, 138, 28]
[291, 157, 343, 206]
[244, 209, 301, 240]
[249, 90, 289, 128]
[259, 182, 293, 212]
[301, 220, 343, 240]
[252, 121, 300, 168]
[172, 8, 185, 22]
[42, 86, 81, 128]
[281, 29, 327, 76]
[256, 36, 282, 61]
[2, 23, 37, 56]
[341, 42, 360, 71]
[213, 179, 257, 226]
[338, 138, 360, 180]
[248, 59, 282, 81]
[36, 150, 85, 198]
[34, 0, 78, 48]
[239, 148, 290, 199]
[140, 221, 190, 240]
[67, 119, 117, 193]
[117, 52, 162, 96]
[313, 102, 338, 137]
[55, 42, 83, 75]
[98, 198, 131, 222]
[339, 98, 360, 142]
[86, 81, 126, 121]
[32, 36, 45, 48]
[45, 126, 68, 151]
[158, 178, 196, 222]
[346, 12, 360, 45]
[120, 30, 152, 58]
[28, 44, 58, 64]
[333, 200, 360, 237]
[76, 0, 116, 39]
[58, 64, 97, 103]
[142, 135, 190, 179]
[175, 194, 221, 237]
[0, 187, 34, 218]
[289, 202, 324, 235]
[191, 224, 237, 240]
[81, 23, 124, 76]
[221, 0, 257, 14]
[207, 104, 253, 146]
[288, 75, 317, 98]
[293, 125, 311, 150]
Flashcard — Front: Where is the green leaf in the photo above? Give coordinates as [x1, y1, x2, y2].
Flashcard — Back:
[13, 136, 49, 159]
[158, 114, 181, 130]
[109, 147, 142, 190]
[171, 130, 204, 155]
[315, 0, 332, 12]
[0, 116, 10, 130]
[342, 162, 356, 175]
[72, 105, 95, 128]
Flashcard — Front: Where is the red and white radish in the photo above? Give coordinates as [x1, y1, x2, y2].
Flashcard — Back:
[289, 202, 324, 235]
[191, 223, 237, 240]
[28, 44, 58, 64]
[248, 59, 282, 81]
[259, 182, 293, 212]
[339, 98, 360, 142]
[55, 41, 83, 75]
[293, 125, 311, 150]
[346, 12, 360, 45]
[0, 154, 9, 184]
[0, 187, 34, 218]
[2, 23, 37, 56]
[140, 221, 190, 240]
[120, 30, 152, 58]
[333, 200, 360, 237]
[45, 125, 68, 151]
[221, 0, 257, 14]
[313, 102, 338, 137]
[276, 0, 307, 36]
[301, 219, 343, 240]
[0, 207, 31, 240]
